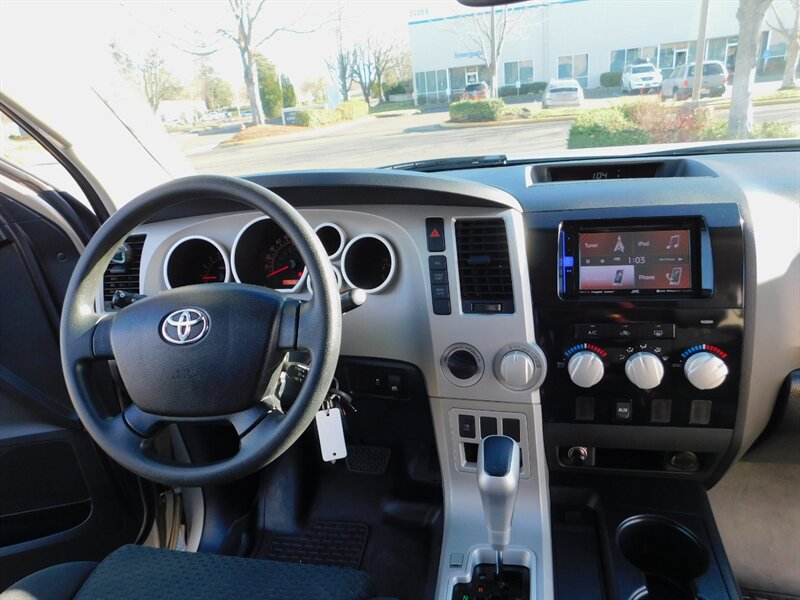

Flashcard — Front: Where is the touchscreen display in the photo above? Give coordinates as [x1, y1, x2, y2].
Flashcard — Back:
[578, 229, 691, 291]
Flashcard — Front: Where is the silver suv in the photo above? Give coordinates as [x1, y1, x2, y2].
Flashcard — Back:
[660, 60, 728, 101]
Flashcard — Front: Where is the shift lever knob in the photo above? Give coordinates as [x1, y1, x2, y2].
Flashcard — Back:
[477, 435, 521, 550]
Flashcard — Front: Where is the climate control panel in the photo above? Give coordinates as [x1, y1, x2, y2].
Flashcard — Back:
[538, 310, 743, 429]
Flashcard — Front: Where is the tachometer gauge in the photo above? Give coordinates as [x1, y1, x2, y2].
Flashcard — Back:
[164, 236, 229, 288]
[232, 217, 307, 292]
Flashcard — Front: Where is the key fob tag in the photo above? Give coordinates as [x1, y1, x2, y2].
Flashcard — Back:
[315, 408, 347, 462]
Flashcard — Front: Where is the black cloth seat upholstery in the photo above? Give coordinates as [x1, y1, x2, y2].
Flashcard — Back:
[2, 544, 377, 600]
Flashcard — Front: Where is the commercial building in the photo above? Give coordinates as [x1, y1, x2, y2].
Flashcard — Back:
[408, 0, 796, 104]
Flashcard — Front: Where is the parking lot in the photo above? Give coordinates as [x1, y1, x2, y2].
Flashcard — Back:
[186, 101, 800, 175]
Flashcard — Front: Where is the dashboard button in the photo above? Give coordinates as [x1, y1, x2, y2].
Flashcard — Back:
[428, 255, 447, 270]
[432, 298, 451, 315]
[430, 270, 448, 284]
[650, 398, 672, 424]
[432, 285, 449, 299]
[480, 417, 498, 437]
[426, 218, 446, 252]
[458, 414, 476, 438]
[575, 397, 595, 421]
[614, 401, 632, 422]
[502, 418, 521, 442]
[689, 400, 712, 425]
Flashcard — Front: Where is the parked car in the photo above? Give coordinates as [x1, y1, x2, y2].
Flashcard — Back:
[621, 62, 662, 93]
[462, 81, 491, 101]
[660, 60, 728, 101]
[542, 78, 584, 108]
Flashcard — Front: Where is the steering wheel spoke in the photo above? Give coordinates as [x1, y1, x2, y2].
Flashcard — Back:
[122, 404, 164, 438]
[227, 403, 274, 437]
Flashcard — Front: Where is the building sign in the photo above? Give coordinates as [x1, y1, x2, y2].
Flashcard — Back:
[454, 50, 484, 60]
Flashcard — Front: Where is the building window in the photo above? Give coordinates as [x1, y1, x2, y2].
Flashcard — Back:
[558, 53, 588, 88]
[658, 42, 691, 74]
[414, 69, 449, 104]
[503, 59, 534, 86]
[610, 46, 658, 72]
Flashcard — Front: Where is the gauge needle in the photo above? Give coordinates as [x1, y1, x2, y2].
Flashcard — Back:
[201, 276, 217, 281]
[268, 265, 289, 277]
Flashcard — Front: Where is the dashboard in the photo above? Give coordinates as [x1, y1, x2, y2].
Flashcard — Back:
[103, 150, 800, 484]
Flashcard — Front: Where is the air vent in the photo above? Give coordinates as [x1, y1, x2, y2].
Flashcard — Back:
[103, 234, 146, 304]
[455, 219, 514, 314]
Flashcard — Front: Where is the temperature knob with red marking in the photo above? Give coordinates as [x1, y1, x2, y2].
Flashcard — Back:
[682, 344, 729, 390]
[565, 344, 607, 388]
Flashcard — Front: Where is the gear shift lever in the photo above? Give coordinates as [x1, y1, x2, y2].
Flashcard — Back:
[477, 435, 521, 576]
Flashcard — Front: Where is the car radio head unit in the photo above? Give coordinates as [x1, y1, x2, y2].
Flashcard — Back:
[559, 218, 711, 298]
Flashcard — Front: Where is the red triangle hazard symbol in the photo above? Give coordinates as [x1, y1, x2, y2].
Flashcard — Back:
[429, 228, 441, 238]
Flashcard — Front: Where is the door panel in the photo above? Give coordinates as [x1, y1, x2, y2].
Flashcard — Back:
[0, 192, 149, 588]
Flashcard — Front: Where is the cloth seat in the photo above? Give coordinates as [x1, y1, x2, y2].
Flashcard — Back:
[2, 544, 377, 600]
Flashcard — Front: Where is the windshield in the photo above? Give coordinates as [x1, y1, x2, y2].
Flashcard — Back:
[1, 0, 799, 184]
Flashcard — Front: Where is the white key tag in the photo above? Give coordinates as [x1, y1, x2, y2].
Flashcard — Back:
[315, 407, 347, 463]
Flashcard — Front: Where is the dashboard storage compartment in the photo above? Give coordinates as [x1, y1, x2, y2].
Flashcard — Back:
[616, 515, 709, 600]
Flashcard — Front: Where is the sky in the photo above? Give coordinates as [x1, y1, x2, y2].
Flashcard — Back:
[0, 1, 486, 101]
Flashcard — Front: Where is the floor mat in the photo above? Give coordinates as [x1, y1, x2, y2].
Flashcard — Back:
[742, 591, 800, 600]
[256, 520, 369, 570]
[346, 445, 391, 474]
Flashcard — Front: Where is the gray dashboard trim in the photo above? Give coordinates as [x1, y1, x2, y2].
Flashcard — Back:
[143, 170, 521, 223]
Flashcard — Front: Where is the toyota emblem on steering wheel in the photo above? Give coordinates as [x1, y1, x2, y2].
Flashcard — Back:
[161, 309, 210, 345]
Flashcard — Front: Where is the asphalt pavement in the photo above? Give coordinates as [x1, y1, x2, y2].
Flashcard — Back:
[187, 102, 800, 176]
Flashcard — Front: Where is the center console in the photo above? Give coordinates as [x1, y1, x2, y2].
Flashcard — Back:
[526, 202, 745, 599]
[527, 203, 744, 480]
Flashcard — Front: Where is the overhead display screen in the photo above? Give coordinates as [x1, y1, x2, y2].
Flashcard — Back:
[578, 229, 692, 292]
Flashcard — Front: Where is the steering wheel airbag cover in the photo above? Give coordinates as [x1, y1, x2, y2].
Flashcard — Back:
[111, 284, 283, 417]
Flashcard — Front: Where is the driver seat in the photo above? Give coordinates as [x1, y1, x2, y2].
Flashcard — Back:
[1, 544, 382, 600]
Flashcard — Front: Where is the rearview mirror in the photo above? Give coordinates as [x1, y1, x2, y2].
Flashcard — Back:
[457, 0, 528, 5]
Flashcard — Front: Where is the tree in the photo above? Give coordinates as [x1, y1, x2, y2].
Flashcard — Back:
[281, 74, 297, 108]
[206, 78, 235, 110]
[140, 49, 184, 111]
[195, 57, 234, 110]
[255, 53, 282, 119]
[729, 0, 774, 138]
[767, 0, 800, 88]
[447, 5, 527, 96]
[325, 10, 353, 101]
[110, 43, 183, 112]
[352, 39, 375, 102]
[371, 40, 401, 102]
[213, 1, 330, 125]
[110, 40, 136, 83]
[300, 77, 327, 102]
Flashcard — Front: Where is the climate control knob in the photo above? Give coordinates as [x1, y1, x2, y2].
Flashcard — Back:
[625, 352, 664, 390]
[684, 352, 728, 390]
[494, 344, 547, 391]
[567, 351, 605, 388]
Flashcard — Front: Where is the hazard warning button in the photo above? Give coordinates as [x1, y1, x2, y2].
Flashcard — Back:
[425, 217, 445, 252]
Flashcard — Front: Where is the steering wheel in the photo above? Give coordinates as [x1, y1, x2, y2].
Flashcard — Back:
[60, 175, 341, 486]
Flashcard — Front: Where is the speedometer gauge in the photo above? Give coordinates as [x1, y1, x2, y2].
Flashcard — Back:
[232, 217, 307, 292]
[164, 236, 229, 289]
[263, 233, 306, 288]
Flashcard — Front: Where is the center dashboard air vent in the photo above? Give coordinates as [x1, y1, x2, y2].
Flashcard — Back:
[103, 234, 146, 305]
[455, 219, 514, 314]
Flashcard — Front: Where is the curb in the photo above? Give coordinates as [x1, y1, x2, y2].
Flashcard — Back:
[217, 116, 377, 148]
[441, 115, 578, 128]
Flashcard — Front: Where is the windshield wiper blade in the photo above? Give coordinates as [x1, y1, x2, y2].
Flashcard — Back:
[384, 154, 507, 172]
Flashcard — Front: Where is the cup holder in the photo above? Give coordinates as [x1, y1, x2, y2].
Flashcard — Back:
[616, 515, 709, 600]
